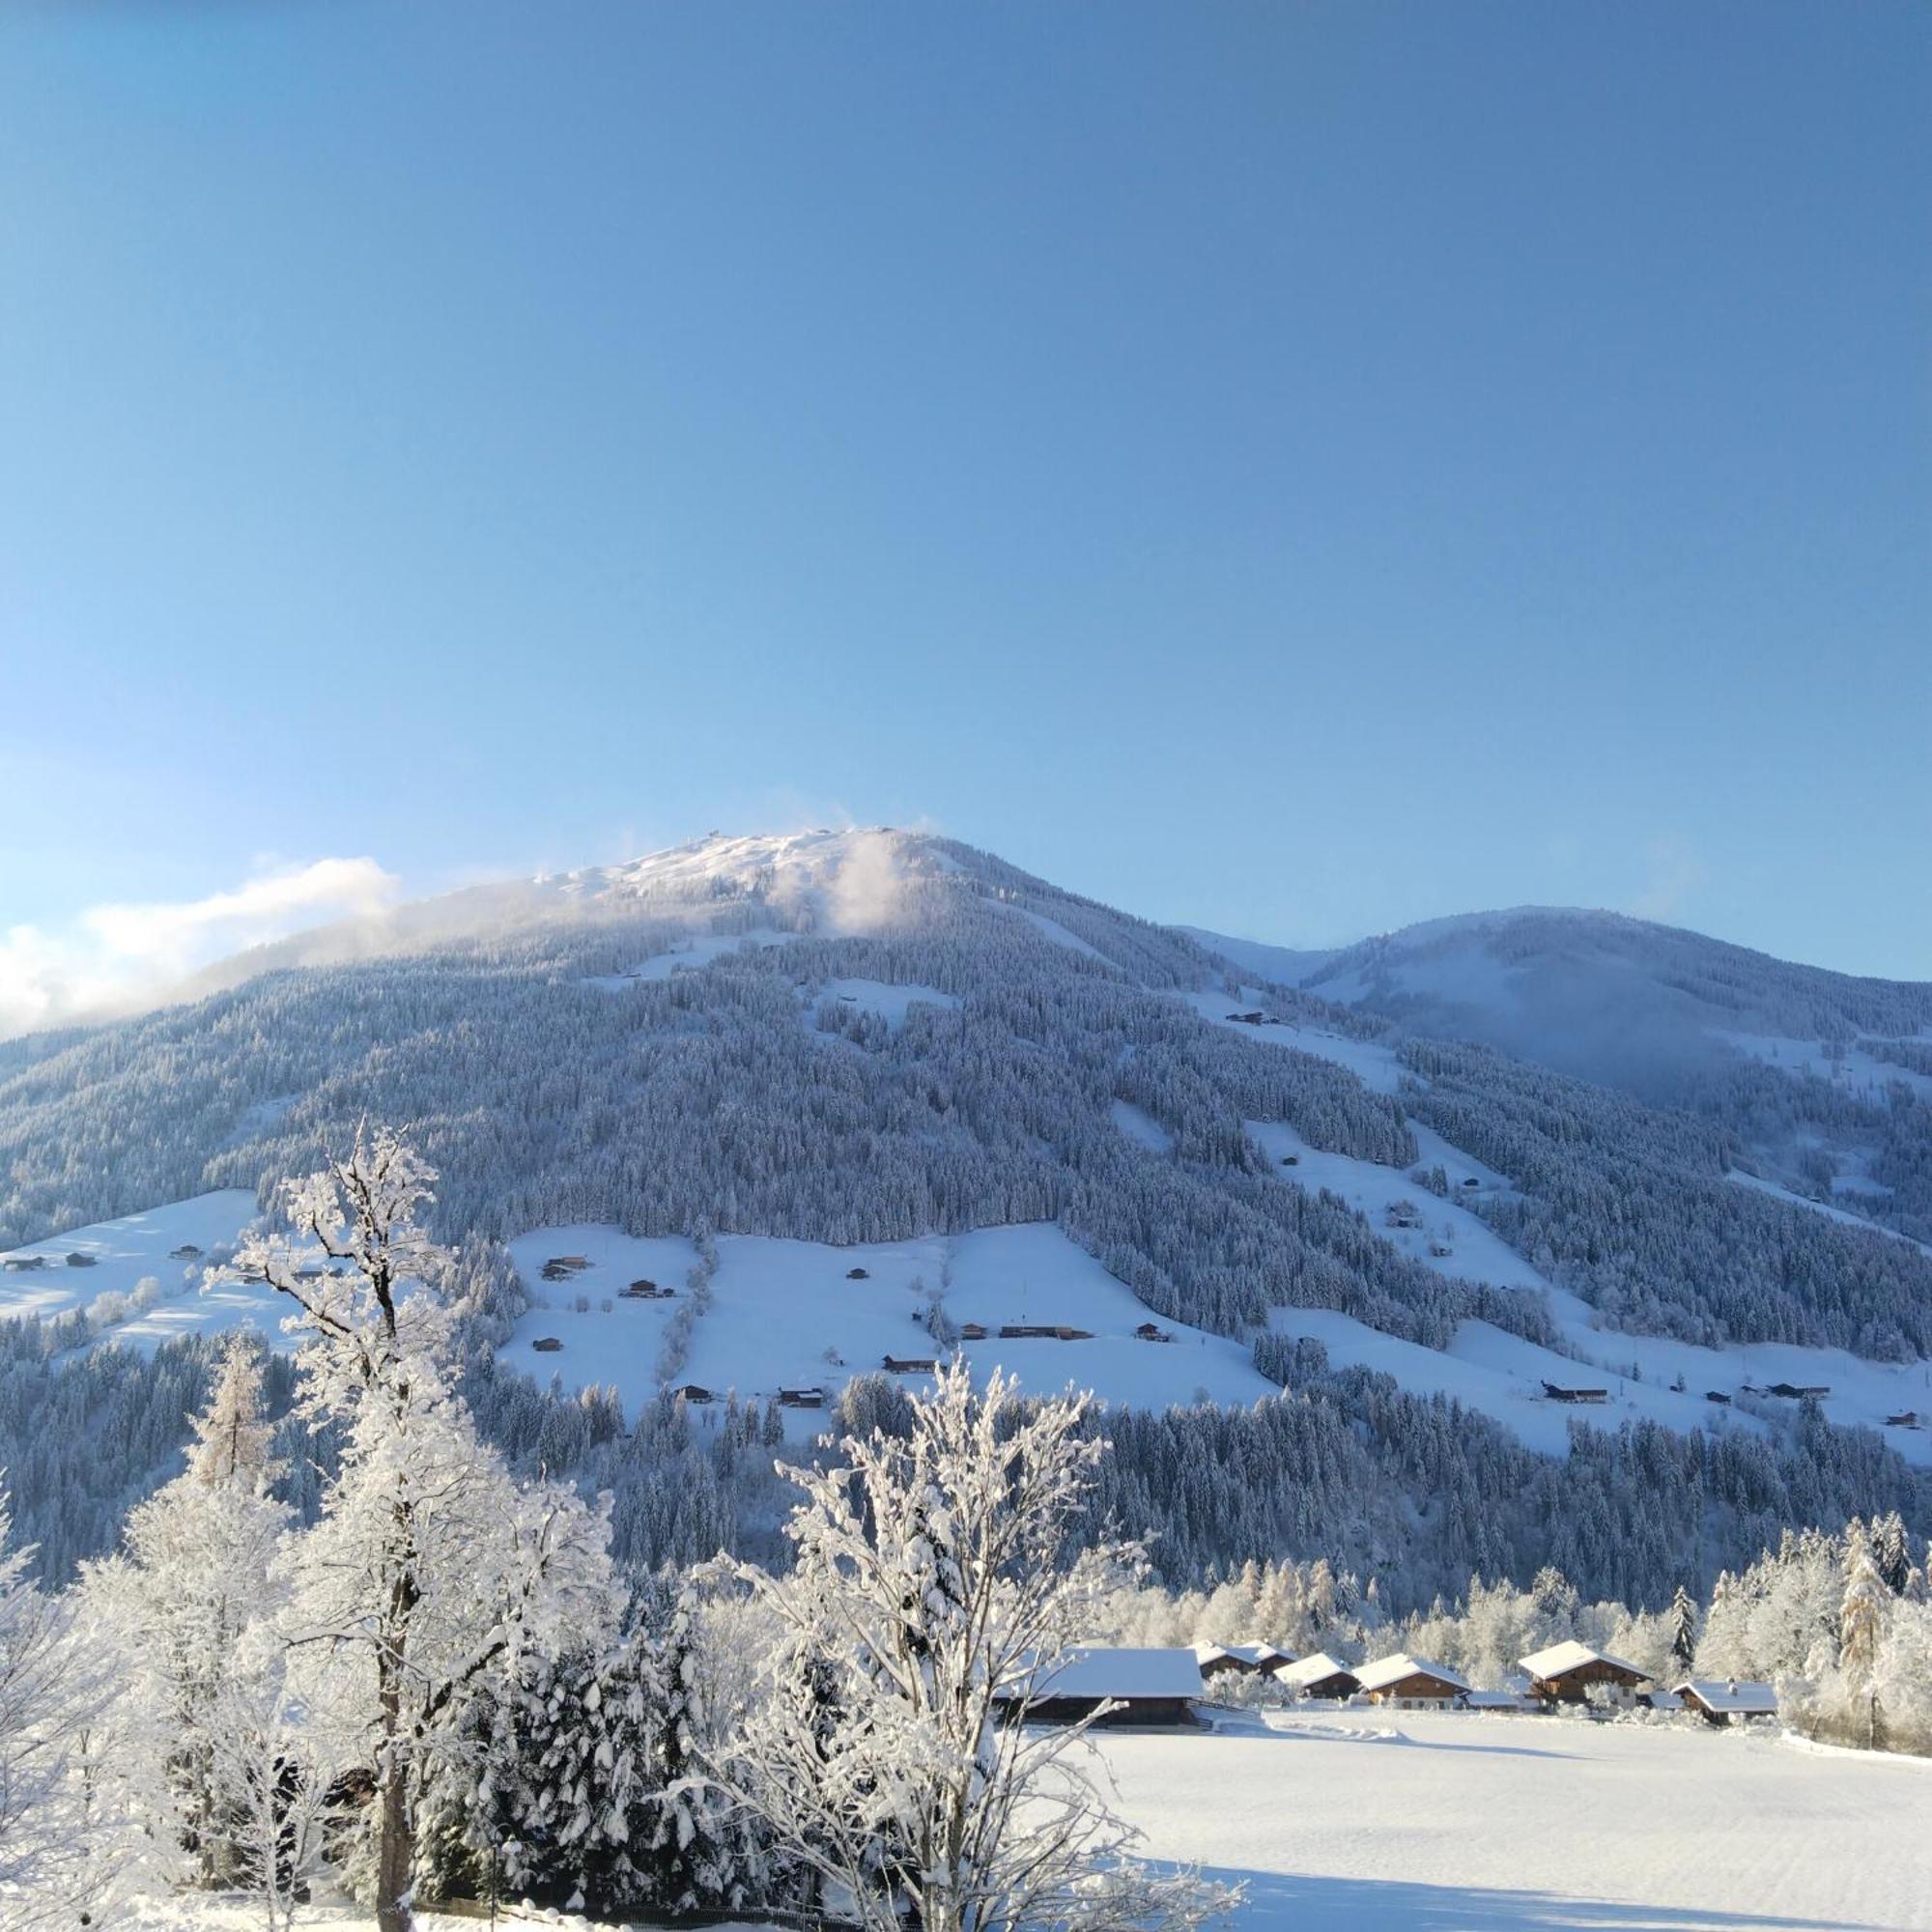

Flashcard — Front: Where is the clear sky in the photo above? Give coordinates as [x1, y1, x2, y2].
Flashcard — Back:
[1, 0, 1926, 1009]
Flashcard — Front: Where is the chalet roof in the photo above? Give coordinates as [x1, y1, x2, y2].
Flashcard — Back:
[1464, 1689, 1540, 1710]
[1274, 1651, 1357, 1690]
[1520, 1640, 1647, 1683]
[1024, 1647, 1204, 1702]
[1673, 1679, 1776, 1715]
[1194, 1642, 1292, 1668]
[1354, 1653, 1470, 1695]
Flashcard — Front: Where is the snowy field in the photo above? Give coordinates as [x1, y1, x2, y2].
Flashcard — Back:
[0, 1189, 280, 1353]
[1249, 1123, 1932, 1464]
[504, 1220, 1276, 1423]
[115, 1712, 1932, 1930]
[1169, 988, 1412, 1094]
[1714, 1027, 1932, 1107]
[1100, 1708, 1932, 1930]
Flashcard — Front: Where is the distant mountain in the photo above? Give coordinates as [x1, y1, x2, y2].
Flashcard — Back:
[1188, 905, 1932, 1077]
[3, 831, 1928, 1601]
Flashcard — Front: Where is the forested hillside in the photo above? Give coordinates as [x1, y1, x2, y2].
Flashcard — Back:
[2, 829, 1928, 1605]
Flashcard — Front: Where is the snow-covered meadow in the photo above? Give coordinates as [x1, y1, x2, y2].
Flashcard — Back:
[1099, 1708, 1932, 1930]
[504, 1219, 1275, 1423]
[113, 1712, 1932, 1931]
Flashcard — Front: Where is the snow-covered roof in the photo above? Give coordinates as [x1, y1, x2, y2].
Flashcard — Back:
[1354, 1654, 1470, 1695]
[1464, 1689, 1540, 1710]
[1673, 1679, 1776, 1715]
[1197, 1641, 1293, 1668]
[1520, 1640, 1648, 1683]
[1026, 1648, 1205, 1701]
[1275, 1651, 1357, 1690]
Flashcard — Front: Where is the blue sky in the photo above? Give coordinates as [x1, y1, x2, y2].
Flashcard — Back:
[1, 0, 1926, 1000]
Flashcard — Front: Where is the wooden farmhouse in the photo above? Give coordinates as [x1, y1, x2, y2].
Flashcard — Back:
[1542, 1380, 1608, 1405]
[1353, 1654, 1471, 1707]
[1191, 1642, 1293, 1682]
[995, 1648, 1203, 1728]
[1520, 1640, 1650, 1705]
[1273, 1651, 1361, 1700]
[1673, 1679, 1777, 1725]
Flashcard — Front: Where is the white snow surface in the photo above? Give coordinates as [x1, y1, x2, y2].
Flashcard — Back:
[1028, 1646, 1205, 1700]
[0, 1190, 277, 1354]
[105, 1711, 1932, 1930]
[1093, 1709, 1932, 1928]
[582, 923, 796, 988]
[1727, 1167, 1932, 1256]
[1714, 1028, 1932, 1105]
[1256, 1131, 1932, 1463]
[502, 1221, 1275, 1422]
[1110, 1098, 1176, 1153]
[812, 978, 960, 1025]
[1169, 989, 1411, 1094]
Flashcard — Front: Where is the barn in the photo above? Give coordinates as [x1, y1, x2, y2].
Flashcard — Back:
[1520, 1640, 1651, 1706]
[1273, 1652, 1360, 1700]
[995, 1648, 1203, 1728]
[1673, 1679, 1777, 1726]
[1353, 1655, 1470, 1707]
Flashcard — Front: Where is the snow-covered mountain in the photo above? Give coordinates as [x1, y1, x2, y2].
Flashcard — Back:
[1188, 905, 1932, 1077]
[3, 830, 1929, 1602]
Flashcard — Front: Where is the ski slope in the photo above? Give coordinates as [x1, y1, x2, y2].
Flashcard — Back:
[502, 1220, 1274, 1422]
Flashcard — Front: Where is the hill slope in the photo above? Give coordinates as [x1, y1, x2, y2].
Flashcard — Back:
[3, 830, 1929, 1600]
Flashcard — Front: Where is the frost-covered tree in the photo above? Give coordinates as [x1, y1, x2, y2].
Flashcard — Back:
[235, 1127, 618, 1932]
[726, 1361, 1231, 1932]
[0, 1487, 102, 1924]
[1837, 1531, 1890, 1748]
[81, 1331, 291, 1891]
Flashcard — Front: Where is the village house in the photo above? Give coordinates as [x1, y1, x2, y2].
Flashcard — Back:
[1190, 1642, 1293, 1682]
[957, 1322, 989, 1341]
[529, 1336, 563, 1352]
[1542, 1380, 1608, 1405]
[1134, 1321, 1173, 1343]
[1353, 1655, 1471, 1708]
[995, 1648, 1203, 1728]
[1520, 1640, 1651, 1706]
[671, 1382, 717, 1405]
[882, 1354, 936, 1374]
[1273, 1652, 1361, 1700]
[1673, 1679, 1777, 1725]
[65, 1252, 98, 1267]
[778, 1386, 825, 1408]
[1763, 1382, 1831, 1401]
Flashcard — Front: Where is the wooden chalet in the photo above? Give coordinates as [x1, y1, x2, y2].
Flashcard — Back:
[1706, 1390, 1732, 1405]
[2, 1257, 45, 1272]
[1542, 1380, 1608, 1405]
[778, 1386, 826, 1408]
[1274, 1652, 1361, 1700]
[958, 1322, 989, 1341]
[1764, 1381, 1830, 1400]
[1673, 1679, 1776, 1725]
[530, 1336, 563, 1353]
[621, 1277, 668, 1298]
[995, 1648, 1203, 1728]
[846, 1266, 871, 1280]
[997, 1323, 1094, 1341]
[883, 1355, 936, 1375]
[1519, 1640, 1650, 1705]
[671, 1383, 717, 1405]
[1353, 1655, 1470, 1707]
[1135, 1321, 1173, 1343]
[65, 1252, 98, 1267]
[1190, 1642, 1293, 1681]
[1887, 1411, 1919, 1429]
[169, 1244, 203, 1260]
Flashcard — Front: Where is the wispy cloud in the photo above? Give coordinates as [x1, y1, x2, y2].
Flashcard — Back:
[1628, 833, 1706, 923]
[0, 856, 401, 1038]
